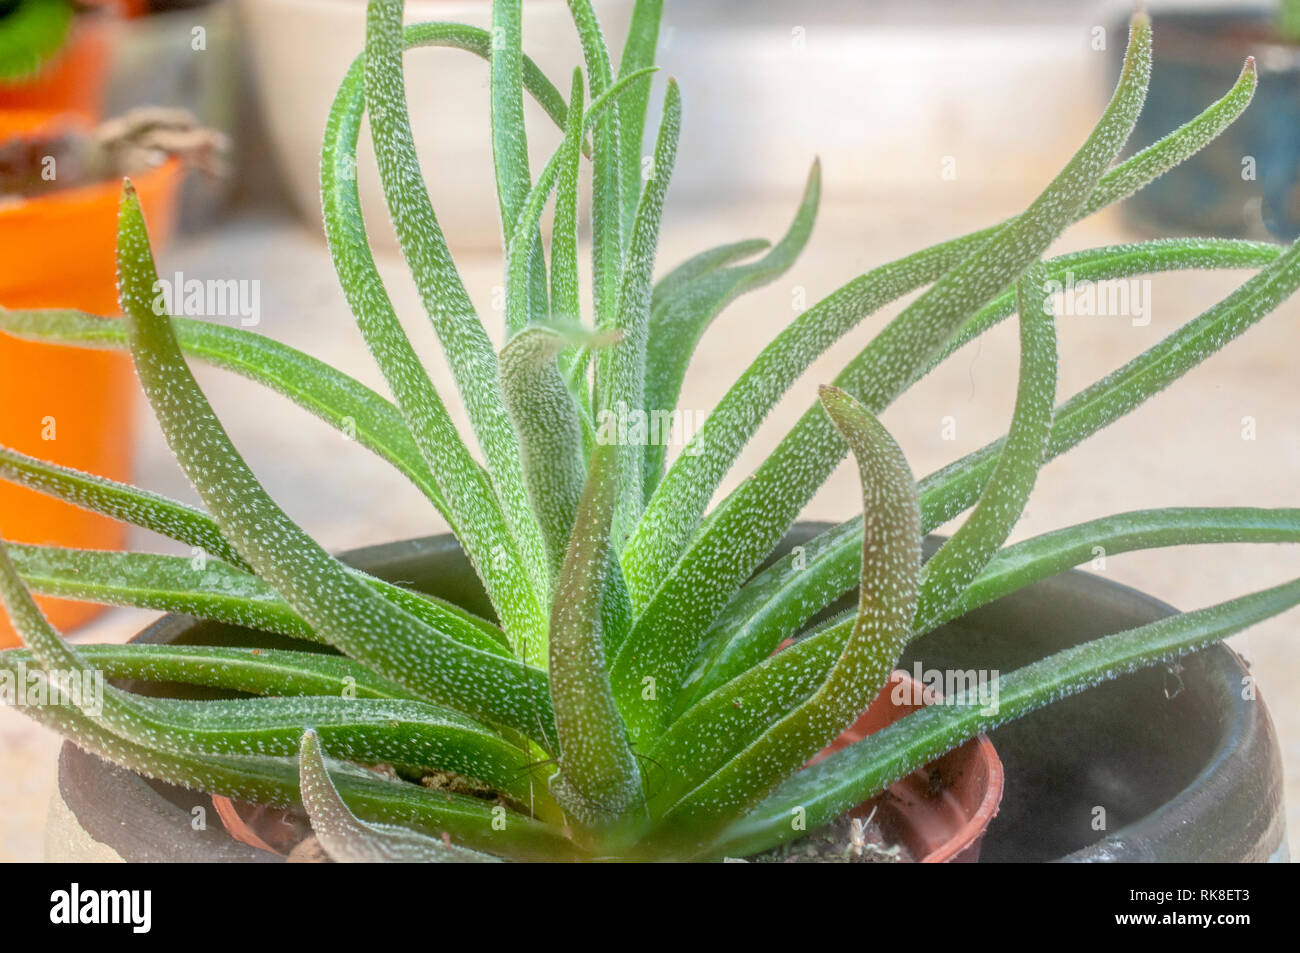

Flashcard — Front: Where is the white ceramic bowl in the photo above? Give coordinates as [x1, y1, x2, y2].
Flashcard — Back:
[237, 0, 634, 249]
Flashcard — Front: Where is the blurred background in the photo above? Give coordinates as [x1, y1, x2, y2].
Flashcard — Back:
[1, 0, 1297, 860]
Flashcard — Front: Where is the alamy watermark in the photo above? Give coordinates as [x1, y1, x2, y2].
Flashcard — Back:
[1043, 271, 1151, 327]
[152, 270, 261, 327]
[0, 660, 104, 716]
[595, 401, 707, 455]
[893, 662, 1000, 716]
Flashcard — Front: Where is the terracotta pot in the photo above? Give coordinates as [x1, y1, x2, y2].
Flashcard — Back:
[0, 116, 184, 647]
[810, 670, 1003, 863]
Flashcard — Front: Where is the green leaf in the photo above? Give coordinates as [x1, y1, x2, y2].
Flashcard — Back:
[707, 574, 1300, 860]
[363, 0, 550, 606]
[0, 308, 447, 515]
[914, 260, 1057, 627]
[0, 442, 249, 570]
[616, 0, 664, 240]
[500, 326, 599, 579]
[567, 0, 624, 330]
[676, 517, 863, 713]
[547, 445, 643, 834]
[489, 0, 548, 337]
[637, 161, 822, 510]
[598, 79, 682, 547]
[648, 388, 920, 842]
[118, 181, 556, 744]
[650, 238, 772, 313]
[8, 676, 572, 859]
[551, 67, 587, 332]
[619, 15, 1150, 683]
[625, 20, 1255, 599]
[3, 642, 422, 701]
[324, 33, 546, 651]
[298, 731, 500, 862]
[505, 65, 660, 340]
[6, 542, 510, 656]
[919, 231, 1300, 533]
[0, 0, 73, 84]
[0, 532, 546, 811]
[499, 65, 659, 577]
[919, 507, 1300, 633]
[678, 238, 1285, 683]
[131, 694, 542, 806]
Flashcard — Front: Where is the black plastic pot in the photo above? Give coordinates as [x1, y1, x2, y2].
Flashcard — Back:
[52, 528, 1288, 862]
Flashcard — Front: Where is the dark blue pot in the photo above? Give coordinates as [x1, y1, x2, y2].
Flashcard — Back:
[1115, 7, 1300, 240]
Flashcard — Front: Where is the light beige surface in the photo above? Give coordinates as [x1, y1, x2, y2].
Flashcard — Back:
[2, 2, 1297, 860]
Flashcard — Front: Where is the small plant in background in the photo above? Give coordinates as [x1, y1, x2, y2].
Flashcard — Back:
[1, 1, 1299, 861]
[0, 0, 74, 83]
[1279, 0, 1300, 45]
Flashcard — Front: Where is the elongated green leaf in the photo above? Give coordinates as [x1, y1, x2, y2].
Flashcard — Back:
[500, 326, 597, 579]
[0, 531, 546, 812]
[1079, 56, 1256, 218]
[625, 23, 1252, 598]
[920, 506, 1300, 633]
[363, 0, 549, 605]
[676, 517, 863, 713]
[647, 389, 920, 838]
[568, 0, 624, 330]
[0, 442, 249, 570]
[125, 693, 541, 806]
[324, 35, 545, 650]
[639, 162, 822, 505]
[6, 543, 510, 656]
[681, 238, 1285, 686]
[616, 0, 663, 239]
[2, 642, 422, 700]
[0, 308, 446, 513]
[650, 238, 772, 313]
[706, 574, 1300, 860]
[679, 225, 1300, 723]
[505, 65, 659, 339]
[598, 79, 681, 546]
[547, 445, 643, 833]
[618, 16, 1150, 688]
[7, 676, 572, 859]
[119, 182, 555, 744]
[489, 0, 546, 330]
[551, 67, 587, 333]
[0, 448, 509, 653]
[919, 231, 1300, 533]
[914, 260, 1056, 626]
[500, 66, 658, 576]
[299, 730, 499, 862]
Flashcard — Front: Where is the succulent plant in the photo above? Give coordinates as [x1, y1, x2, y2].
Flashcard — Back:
[3, 1, 1300, 862]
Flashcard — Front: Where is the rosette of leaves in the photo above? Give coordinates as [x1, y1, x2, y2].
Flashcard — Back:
[2, 2, 1299, 861]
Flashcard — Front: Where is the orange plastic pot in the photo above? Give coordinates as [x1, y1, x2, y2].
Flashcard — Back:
[811, 669, 1004, 863]
[0, 122, 183, 646]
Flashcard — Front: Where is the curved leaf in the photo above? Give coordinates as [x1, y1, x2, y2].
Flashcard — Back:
[299, 730, 500, 862]
[118, 182, 556, 744]
[707, 574, 1300, 859]
[0, 308, 447, 513]
[914, 260, 1057, 626]
[648, 388, 920, 840]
